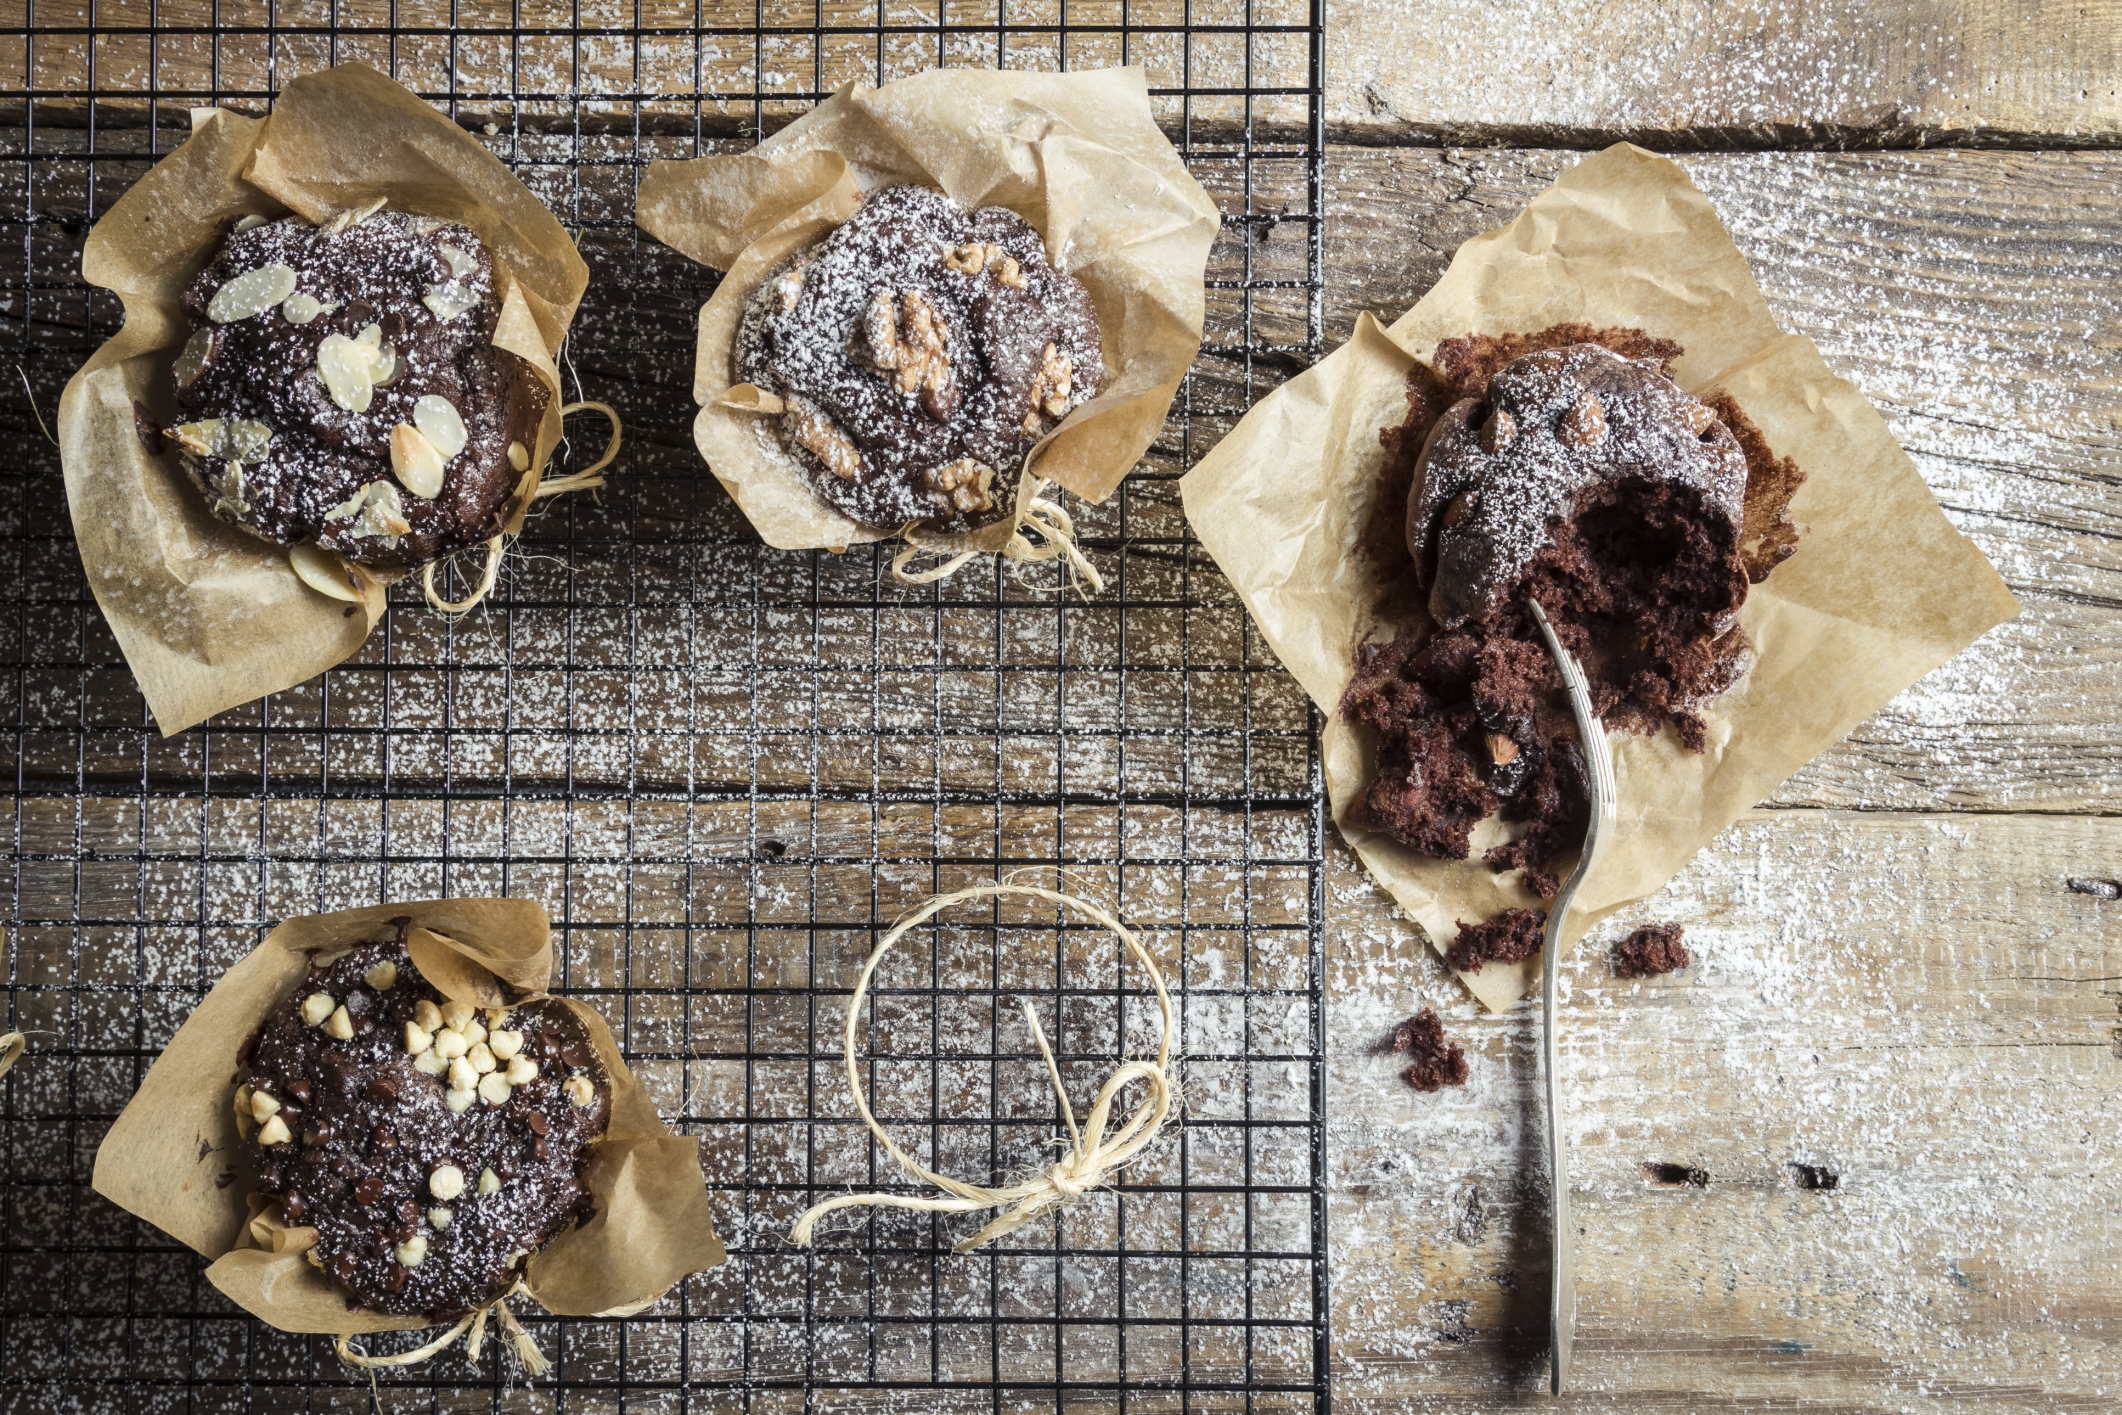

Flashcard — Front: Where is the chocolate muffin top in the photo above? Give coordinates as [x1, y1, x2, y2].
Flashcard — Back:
[734, 184, 1103, 532]
[1408, 343, 1749, 629]
[237, 924, 610, 1321]
[172, 207, 549, 569]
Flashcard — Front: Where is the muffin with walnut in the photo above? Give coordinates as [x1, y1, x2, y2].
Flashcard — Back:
[735, 184, 1104, 532]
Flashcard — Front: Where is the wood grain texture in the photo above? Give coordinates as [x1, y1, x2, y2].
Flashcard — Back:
[1327, 0, 2122, 149]
[1325, 809, 2122, 1412]
[1323, 146, 2122, 814]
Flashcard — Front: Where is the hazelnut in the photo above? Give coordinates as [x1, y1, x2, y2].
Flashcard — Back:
[1557, 393, 1608, 448]
[563, 1074, 596, 1108]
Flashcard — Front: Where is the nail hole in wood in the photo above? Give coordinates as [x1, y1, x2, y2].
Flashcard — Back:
[2066, 876, 2120, 900]
[1643, 1162, 1708, 1187]
[1792, 1164, 1839, 1191]
[759, 840, 786, 859]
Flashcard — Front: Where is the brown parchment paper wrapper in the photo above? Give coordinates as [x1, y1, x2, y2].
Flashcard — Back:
[1180, 143, 2022, 1012]
[90, 899, 724, 1335]
[59, 62, 590, 738]
[635, 65, 1218, 555]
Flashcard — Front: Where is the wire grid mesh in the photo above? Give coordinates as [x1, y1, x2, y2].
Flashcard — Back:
[0, 1, 1327, 1407]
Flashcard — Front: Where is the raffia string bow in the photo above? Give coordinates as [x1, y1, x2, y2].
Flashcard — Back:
[335, 1277, 551, 1377]
[420, 399, 622, 614]
[889, 479, 1106, 598]
[790, 883, 1174, 1254]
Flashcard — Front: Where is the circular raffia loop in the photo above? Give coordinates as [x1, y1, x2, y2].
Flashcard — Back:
[0, 1032, 23, 1080]
[421, 400, 623, 614]
[335, 1278, 551, 1379]
[890, 479, 1106, 598]
[790, 881, 1175, 1255]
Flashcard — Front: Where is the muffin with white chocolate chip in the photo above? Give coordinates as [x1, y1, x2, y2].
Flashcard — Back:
[734, 184, 1103, 532]
[235, 921, 609, 1321]
[170, 204, 548, 572]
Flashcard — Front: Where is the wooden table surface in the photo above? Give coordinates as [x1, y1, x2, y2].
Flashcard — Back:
[8, 5, 2120, 1410]
[1312, 10, 2121, 1410]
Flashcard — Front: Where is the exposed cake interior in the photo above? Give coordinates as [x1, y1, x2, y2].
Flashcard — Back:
[1341, 325, 1804, 901]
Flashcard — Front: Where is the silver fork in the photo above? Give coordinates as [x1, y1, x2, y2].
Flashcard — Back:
[1527, 600, 1618, 1398]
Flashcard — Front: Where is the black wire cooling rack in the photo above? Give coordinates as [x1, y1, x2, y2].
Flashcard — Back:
[0, 3, 1327, 1409]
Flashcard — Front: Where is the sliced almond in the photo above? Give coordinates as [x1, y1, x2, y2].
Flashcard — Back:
[232, 214, 268, 234]
[316, 334, 373, 413]
[438, 243, 476, 279]
[506, 441, 530, 472]
[392, 424, 445, 499]
[173, 327, 216, 391]
[289, 543, 363, 603]
[208, 264, 298, 323]
[368, 343, 401, 386]
[423, 282, 480, 320]
[280, 292, 330, 325]
[412, 395, 467, 459]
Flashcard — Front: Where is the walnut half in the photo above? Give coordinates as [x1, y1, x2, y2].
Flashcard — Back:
[944, 241, 1024, 288]
[924, 457, 996, 515]
[1021, 343, 1076, 434]
[862, 290, 959, 420]
[784, 394, 864, 482]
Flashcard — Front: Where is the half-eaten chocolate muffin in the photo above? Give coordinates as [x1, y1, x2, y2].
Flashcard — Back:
[171, 205, 549, 570]
[735, 184, 1104, 532]
[1341, 327, 1804, 898]
[235, 923, 610, 1321]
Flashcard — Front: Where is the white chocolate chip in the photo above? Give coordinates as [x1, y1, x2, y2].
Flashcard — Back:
[395, 1234, 428, 1267]
[441, 1001, 476, 1031]
[429, 1164, 466, 1201]
[414, 1000, 444, 1031]
[300, 993, 334, 1027]
[507, 440, 530, 472]
[208, 264, 298, 323]
[289, 543, 364, 603]
[563, 1074, 596, 1108]
[405, 1022, 433, 1055]
[412, 396, 468, 460]
[250, 1090, 281, 1122]
[477, 1167, 502, 1196]
[445, 1087, 476, 1114]
[448, 1056, 478, 1090]
[428, 1206, 453, 1229]
[504, 1055, 539, 1087]
[487, 1029, 523, 1060]
[316, 333, 374, 413]
[363, 961, 397, 991]
[412, 1050, 448, 1077]
[256, 1115, 292, 1147]
[323, 1005, 355, 1041]
[467, 1042, 497, 1075]
[485, 1008, 509, 1029]
[434, 1028, 470, 1060]
[463, 1019, 487, 1047]
[477, 1071, 511, 1106]
[391, 423, 446, 499]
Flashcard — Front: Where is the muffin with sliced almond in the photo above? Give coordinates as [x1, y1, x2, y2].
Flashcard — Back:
[235, 921, 610, 1321]
[169, 205, 548, 579]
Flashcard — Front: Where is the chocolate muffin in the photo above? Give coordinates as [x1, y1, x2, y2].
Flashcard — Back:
[1342, 329, 1804, 897]
[734, 184, 1103, 532]
[235, 923, 610, 1321]
[170, 205, 549, 569]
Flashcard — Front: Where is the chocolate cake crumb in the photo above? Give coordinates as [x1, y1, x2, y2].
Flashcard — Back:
[1611, 922, 1689, 978]
[1393, 1008, 1469, 1091]
[1704, 389, 1807, 582]
[1448, 907, 1546, 973]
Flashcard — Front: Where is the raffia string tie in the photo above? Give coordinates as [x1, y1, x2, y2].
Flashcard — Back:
[335, 1277, 551, 1378]
[0, 1031, 24, 1080]
[422, 400, 622, 614]
[890, 479, 1106, 598]
[790, 882, 1174, 1255]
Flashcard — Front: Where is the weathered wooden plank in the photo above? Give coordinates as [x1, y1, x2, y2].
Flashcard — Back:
[1326, 0, 2122, 149]
[1325, 808, 2122, 1411]
[1323, 146, 2122, 815]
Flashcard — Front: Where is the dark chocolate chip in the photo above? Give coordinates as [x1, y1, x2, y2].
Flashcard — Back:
[288, 1079, 312, 1104]
[526, 1111, 548, 1135]
[354, 1176, 386, 1205]
[364, 1075, 399, 1105]
[284, 1193, 306, 1221]
[532, 1136, 549, 1160]
[372, 1126, 396, 1152]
